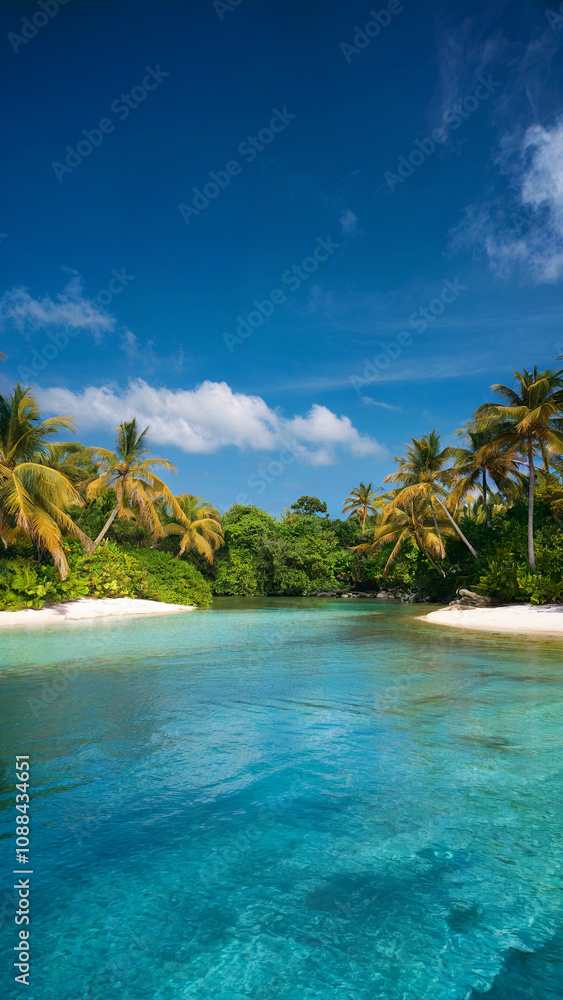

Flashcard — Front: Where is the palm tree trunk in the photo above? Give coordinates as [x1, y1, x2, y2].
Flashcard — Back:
[481, 467, 490, 527]
[435, 496, 478, 557]
[428, 494, 446, 558]
[362, 506, 367, 532]
[414, 531, 446, 577]
[90, 504, 120, 553]
[424, 550, 446, 577]
[527, 437, 536, 571]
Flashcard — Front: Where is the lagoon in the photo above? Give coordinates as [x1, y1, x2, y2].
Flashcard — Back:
[1, 599, 562, 999]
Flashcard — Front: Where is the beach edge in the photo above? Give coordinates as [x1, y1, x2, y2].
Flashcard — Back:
[419, 603, 563, 636]
[0, 597, 196, 628]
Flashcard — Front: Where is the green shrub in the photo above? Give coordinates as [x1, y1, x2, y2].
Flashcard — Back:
[0, 560, 53, 610]
[0, 542, 212, 610]
[516, 569, 563, 605]
[63, 543, 146, 600]
[128, 547, 212, 606]
[477, 555, 522, 603]
[212, 552, 259, 595]
[268, 532, 342, 595]
[475, 514, 563, 604]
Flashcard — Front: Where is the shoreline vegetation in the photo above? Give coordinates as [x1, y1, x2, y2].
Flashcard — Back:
[3, 363, 563, 631]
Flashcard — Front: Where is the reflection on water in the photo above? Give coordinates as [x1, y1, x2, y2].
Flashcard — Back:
[0, 598, 561, 999]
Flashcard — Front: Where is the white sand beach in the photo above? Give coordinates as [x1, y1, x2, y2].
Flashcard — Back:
[0, 597, 196, 627]
[422, 603, 563, 635]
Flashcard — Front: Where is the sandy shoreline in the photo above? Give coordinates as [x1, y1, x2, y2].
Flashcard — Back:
[422, 603, 563, 635]
[0, 597, 196, 628]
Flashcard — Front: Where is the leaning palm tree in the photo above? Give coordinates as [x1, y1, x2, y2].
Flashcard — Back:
[0, 385, 90, 578]
[475, 366, 563, 570]
[342, 481, 380, 531]
[164, 494, 224, 564]
[86, 419, 183, 551]
[384, 430, 478, 557]
[356, 494, 454, 577]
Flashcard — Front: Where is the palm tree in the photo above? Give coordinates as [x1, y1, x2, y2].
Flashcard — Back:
[342, 481, 380, 531]
[164, 494, 224, 564]
[0, 385, 90, 578]
[475, 366, 563, 570]
[384, 430, 478, 557]
[46, 442, 100, 496]
[279, 507, 299, 524]
[356, 494, 454, 577]
[459, 491, 507, 524]
[451, 417, 524, 515]
[86, 419, 182, 551]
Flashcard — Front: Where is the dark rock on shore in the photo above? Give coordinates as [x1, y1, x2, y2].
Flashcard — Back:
[449, 588, 493, 610]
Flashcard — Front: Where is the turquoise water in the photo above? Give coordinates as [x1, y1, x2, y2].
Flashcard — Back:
[0, 598, 562, 999]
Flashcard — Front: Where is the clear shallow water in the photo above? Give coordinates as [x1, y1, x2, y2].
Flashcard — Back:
[0, 598, 562, 1000]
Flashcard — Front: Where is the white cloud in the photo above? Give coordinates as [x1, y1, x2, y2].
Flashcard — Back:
[0, 276, 115, 341]
[35, 379, 387, 465]
[284, 402, 384, 460]
[339, 209, 358, 235]
[459, 120, 563, 283]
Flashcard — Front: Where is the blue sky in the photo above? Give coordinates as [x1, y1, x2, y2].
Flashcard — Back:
[1, 0, 563, 516]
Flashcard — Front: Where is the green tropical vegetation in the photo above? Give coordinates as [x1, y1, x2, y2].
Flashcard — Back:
[86, 418, 183, 550]
[342, 481, 380, 530]
[0, 386, 91, 578]
[2, 363, 563, 611]
[474, 367, 563, 570]
[163, 494, 224, 564]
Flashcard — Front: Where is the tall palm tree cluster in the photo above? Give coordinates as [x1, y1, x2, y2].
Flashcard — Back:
[341, 366, 563, 577]
[0, 384, 224, 579]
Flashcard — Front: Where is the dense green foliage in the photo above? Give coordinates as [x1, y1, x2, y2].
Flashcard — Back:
[0, 541, 212, 611]
[208, 504, 434, 598]
[5, 490, 563, 609]
[204, 492, 563, 604]
[129, 547, 213, 606]
[211, 506, 347, 596]
[474, 502, 563, 604]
